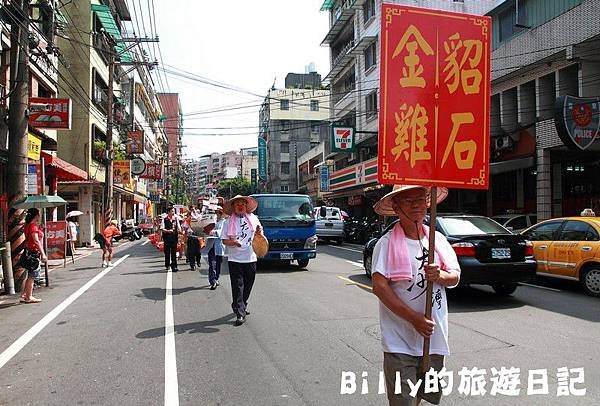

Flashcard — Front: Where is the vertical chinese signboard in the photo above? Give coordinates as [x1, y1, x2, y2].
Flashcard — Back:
[46, 221, 67, 260]
[378, 4, 491, 189]
[320, 165, 329, 192]
[126, 131, 144, 155]
[113, 160, 131, 185]
[251, 168, 258, 193]
[258, 137, 267, 181]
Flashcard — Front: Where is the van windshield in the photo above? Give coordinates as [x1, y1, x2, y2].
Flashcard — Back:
[254, 196, 314, 222]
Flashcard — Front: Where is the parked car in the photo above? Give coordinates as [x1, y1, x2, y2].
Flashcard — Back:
[521, 216, 600, 297]
[314, 206, 345, 245]
[492, 213, 537, 234]
[363, 214, 537, 295]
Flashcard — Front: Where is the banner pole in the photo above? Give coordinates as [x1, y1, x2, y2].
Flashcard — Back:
[421, 186, 437, 374]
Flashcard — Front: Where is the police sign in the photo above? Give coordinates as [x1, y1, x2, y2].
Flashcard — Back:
[555, 95, 600, 151]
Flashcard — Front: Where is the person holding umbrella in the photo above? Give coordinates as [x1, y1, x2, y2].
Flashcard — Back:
[371, 185, 460, 405]
[222, 195, 264, 326]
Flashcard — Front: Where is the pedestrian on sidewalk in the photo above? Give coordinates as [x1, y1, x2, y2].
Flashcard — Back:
[101, 220, 121, 267]
[222, 195, 263, 326]
[161, 207, 181, 272]
[207, 206, 226, 290]
[371, 185, 460, 406]
[67, 218, 78, 256]
[20, 208, 47, 303]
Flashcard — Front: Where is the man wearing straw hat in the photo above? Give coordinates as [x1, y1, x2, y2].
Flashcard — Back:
[222, 195, 264, 326]
[371, 185, 460, 405]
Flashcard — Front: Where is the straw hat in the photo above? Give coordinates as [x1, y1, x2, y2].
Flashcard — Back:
[374, 184, 448, 216]
[223, 195, 258, 215]
[252, 232, 269, 258]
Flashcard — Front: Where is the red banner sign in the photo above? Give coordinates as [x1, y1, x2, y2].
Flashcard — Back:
[140, 163, 162, 180]
[378, 4, 491, 189]
[126, 131, 144, 155]
[29, 98, 72, 130]
[46, 221, 67, 260]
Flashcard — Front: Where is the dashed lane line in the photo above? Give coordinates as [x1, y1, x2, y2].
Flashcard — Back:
[0, 255, 130, 370]
[337, 275, 373, 291]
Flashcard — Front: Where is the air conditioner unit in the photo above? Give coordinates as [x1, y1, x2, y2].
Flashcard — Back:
[494, 135, 513, 151]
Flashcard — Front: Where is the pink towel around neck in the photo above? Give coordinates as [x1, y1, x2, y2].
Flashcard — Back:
[227, 213, 255, 239]
[386, 222, 457, 282]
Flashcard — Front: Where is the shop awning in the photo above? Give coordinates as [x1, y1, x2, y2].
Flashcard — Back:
[490, 156, 535, 175]
[91, 4, 132, 63]
[320, 0, 335, 11]
[41, 151, 88, 181]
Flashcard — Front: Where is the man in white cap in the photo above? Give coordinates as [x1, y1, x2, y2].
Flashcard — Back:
[222, 195, 264, 326]
[371, 185, 460, 405]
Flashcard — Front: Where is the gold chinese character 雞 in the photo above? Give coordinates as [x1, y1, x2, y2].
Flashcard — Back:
[392, 25, 434, 88]
[443, 33, 483, 95]
[441, 112, 477, 169]
[392, 103, 431, 168]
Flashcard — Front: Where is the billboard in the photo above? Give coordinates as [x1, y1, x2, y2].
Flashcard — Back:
[29, 97, 72, 130]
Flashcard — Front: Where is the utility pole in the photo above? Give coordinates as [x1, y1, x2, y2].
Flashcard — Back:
[103, 48, 115, 227]
[6, 0, 31, 274]
[102, 34, 158, 225]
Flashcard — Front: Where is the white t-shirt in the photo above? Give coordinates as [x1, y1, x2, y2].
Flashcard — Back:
[222, 214, 262, 263]
[372, 232, 458, 356]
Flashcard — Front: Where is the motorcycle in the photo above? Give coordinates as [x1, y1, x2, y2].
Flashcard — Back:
[116, 221, 142, 241]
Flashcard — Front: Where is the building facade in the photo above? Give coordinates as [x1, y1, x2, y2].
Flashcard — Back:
[259, 75, 330, 193]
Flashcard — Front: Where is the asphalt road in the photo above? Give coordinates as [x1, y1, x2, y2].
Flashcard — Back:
[0, 239, 598, 405]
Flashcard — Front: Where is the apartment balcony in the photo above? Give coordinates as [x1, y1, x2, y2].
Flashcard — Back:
[324, 35, 376, 83]
[321, 0, 366, 46]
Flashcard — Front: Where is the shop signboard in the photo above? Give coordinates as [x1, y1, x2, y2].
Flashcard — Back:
[331, 126, 355, 152]
[126, 131, 144, 155]
[329, 158, 378, 192]
[131, 157, 146, 175]
[29, 97, 72, 129]
[258, 137, 267, 181]
[27, 133, 42, 160]
[46, 221, 67, 260]
[320, 165, 329, 192]
[27, 163, 42, 195]
[113, 160, 131, 185]
[149, 193, 161, 203]
[555, 95, 600, 151]
[378, 4, 491, 189]
[140, 163, 162, 180]
[251, 168, 258, 193]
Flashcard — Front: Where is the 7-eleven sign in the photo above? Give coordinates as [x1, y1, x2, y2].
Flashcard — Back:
[331, 126, 355, 152]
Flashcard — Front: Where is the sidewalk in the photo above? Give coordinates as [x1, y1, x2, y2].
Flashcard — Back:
[0, 240, 133, 307]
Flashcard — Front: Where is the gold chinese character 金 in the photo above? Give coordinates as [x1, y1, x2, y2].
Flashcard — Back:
[392, 103, 431, 168]
[443, 33, 483, 95]
[441, 112, 477, 169]
[392, 25, 434, 88]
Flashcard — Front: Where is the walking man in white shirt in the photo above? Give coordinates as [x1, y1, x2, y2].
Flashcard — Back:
[371, 185, 461, 406]
[222, 195, 263, 326]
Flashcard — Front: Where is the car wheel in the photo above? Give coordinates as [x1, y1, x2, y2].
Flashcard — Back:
[492, 283, 518, 296]
[297, 259, 309, 268]
[364, 255, 372, 278]
[581, 267, 600, 297]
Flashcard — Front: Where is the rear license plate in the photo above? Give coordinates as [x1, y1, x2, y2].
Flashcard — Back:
[491, 248, 511, 259]
[280, 253, 294, 260]
[325, 223, 333, 227]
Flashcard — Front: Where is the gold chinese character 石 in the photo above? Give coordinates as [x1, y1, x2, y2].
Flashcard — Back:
[441, 112, 477, 169]
[443, 33, 483, 95]
[392, 103, 431, 168]
[392, 25, 434, 88]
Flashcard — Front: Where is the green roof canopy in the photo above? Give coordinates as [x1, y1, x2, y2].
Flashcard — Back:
[320, 0, 335, 11]
[91, 4, 132, 63]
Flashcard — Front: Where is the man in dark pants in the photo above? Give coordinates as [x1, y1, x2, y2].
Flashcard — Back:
[161, 207, 180, 272]
[222, 195, 263, 326]
[207, 206, 226, 289]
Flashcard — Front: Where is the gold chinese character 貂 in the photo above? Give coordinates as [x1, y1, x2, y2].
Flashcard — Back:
[392, 103, 431, 168]
[443, 33, 483, 95]
[392, 25, 434, 88]
[441, 112, 477, 169]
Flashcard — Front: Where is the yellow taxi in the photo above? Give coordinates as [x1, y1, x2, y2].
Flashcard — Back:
[521, 216, 600, 296]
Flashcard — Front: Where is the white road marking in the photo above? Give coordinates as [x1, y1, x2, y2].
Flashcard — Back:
[337, 275, 373, 291]
[0, 255, 130, 370]
[520, 282, 562, 292]
[346, 260, 364, 268]
[324, 245, 363, 253]
[141, 240, 150, 246]
[164, 269, 179, 406]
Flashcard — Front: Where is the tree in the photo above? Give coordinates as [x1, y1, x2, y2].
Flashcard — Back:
[217, 177, 251, 199]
